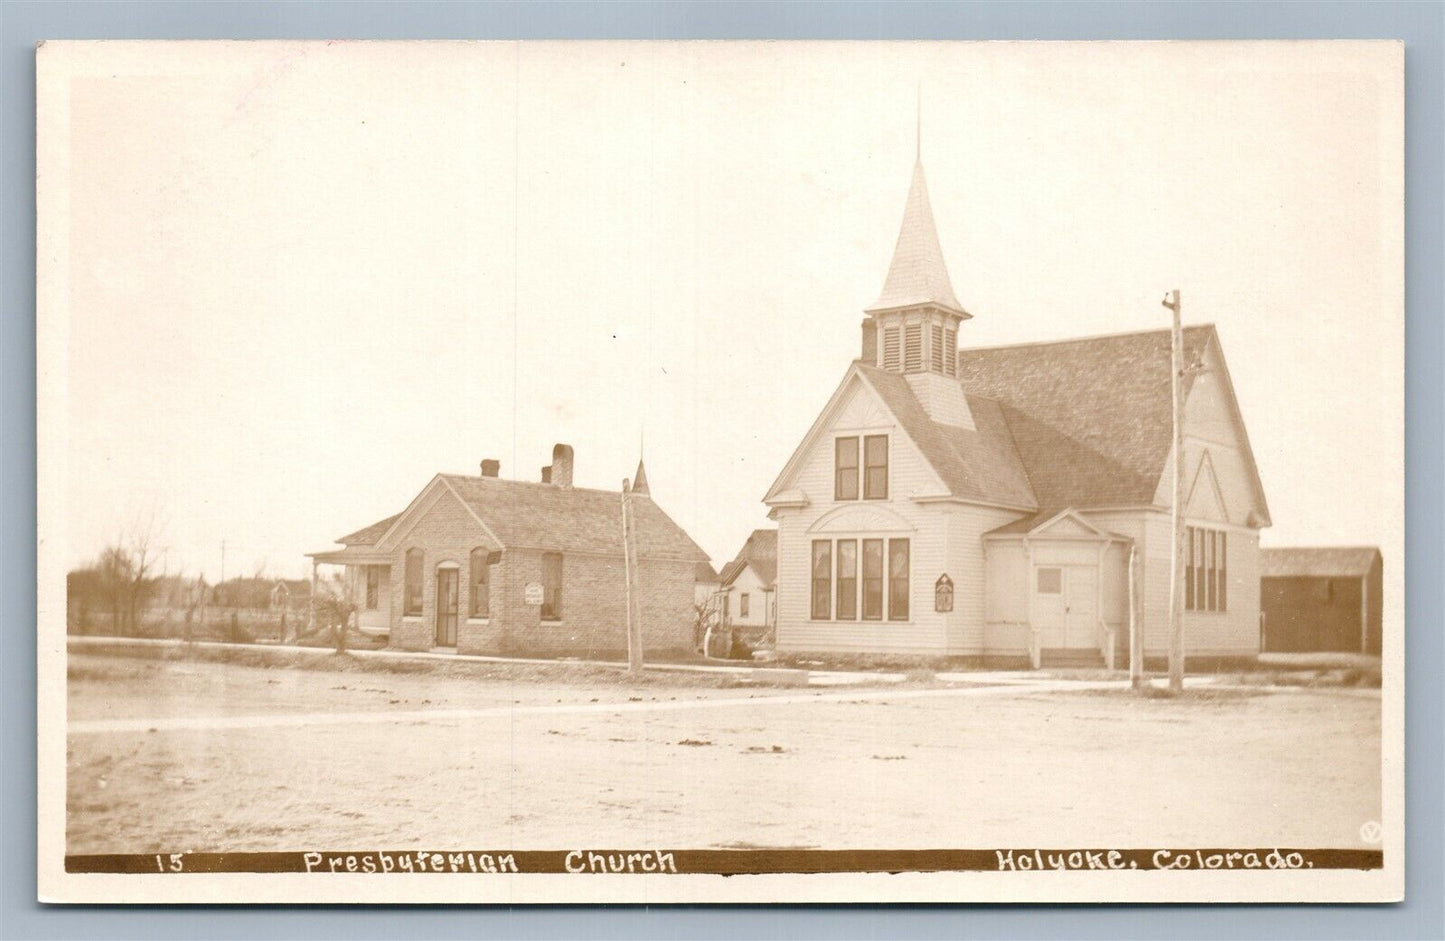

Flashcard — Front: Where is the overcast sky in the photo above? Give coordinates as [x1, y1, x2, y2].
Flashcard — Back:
[50, 40, 1402, 583]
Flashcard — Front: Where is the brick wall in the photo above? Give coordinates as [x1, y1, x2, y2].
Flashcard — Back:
[376, 486, 696, 659]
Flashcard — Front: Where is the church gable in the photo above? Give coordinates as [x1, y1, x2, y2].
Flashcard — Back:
[763, 368, 947, 506]
[1154, 336, 1270, 527]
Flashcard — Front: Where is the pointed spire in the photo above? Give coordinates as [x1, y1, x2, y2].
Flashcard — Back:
[866, 158, 966, 317]
[631, 457, 650, 496]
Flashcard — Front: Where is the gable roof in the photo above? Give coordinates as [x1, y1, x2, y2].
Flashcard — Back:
[1260, 547, 1381, 579]
[857, 365, 1037, 508]
[720, 529, 778, 589]
[957, 326, 1216, 508]
[867, 160, 967, 316]
[983, 507, 1128, 540]
[695, 560, 720, 584]
[337, 513, 401, 546]
[332, 476, 708, 563]
[440, 475, 709, 562]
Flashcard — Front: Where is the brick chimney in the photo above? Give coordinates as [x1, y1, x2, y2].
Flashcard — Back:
[860, 317, 878, 364]
[551, 443, 574, 488]
[540, 466, 552, 484]
[480, 459, 500, 478]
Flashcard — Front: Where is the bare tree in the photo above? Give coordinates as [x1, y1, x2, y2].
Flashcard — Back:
[95, 544, 134, 635]
[314, 571, 357, 654]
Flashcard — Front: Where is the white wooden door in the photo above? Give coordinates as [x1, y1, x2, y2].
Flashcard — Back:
[1033, 566, 1066, 647]
[1064, 565, 1098, 649]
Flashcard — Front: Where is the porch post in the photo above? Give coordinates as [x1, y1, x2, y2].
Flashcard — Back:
[308, 559, 318, 639]
[1024, 536, 1039, 670]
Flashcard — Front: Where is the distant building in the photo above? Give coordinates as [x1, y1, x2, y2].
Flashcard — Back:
[694, 561, 722, 608]
[308, 444, 709, 660]
[763, 153, 1271, 667]
[718, 529, 777, 637]
[1260, 547, 1383, 654]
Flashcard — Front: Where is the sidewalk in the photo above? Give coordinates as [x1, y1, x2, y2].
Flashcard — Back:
[65, 634, 1096, 689]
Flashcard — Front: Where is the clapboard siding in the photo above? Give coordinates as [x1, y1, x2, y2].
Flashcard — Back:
[1153, 342, 1266, 528]
[775, 376, 955, 654]
[947, 505, 1031, 652]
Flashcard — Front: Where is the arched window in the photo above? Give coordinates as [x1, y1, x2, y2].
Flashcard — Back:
[403, 548, 423, 616]
[470, 547, 491, 618]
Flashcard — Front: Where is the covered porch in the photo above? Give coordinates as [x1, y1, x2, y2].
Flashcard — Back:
[304, 545, 393, 642]
[983, 509, 1133, 669]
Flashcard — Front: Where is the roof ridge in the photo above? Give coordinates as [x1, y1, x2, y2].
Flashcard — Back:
[1261, 545, 1380, 552]
[959, 322, 1215, 354]
[439, 472, 627, 498]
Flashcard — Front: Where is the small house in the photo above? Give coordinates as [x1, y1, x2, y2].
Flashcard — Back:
[1260, 547, 1383, 654]
[308, 444, 709, 660]
[718, 529, 778, 639]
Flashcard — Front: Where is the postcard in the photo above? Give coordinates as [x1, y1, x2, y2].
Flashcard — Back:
[37, 39, 1404, 904]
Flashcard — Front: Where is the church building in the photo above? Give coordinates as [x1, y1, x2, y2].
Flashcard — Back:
[763, 155, 1270, 667]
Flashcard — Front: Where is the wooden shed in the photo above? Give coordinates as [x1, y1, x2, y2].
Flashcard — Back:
[1259, 547, 1382, 655]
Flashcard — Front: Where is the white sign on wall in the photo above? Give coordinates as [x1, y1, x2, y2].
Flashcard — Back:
[523, 582, 544, 606]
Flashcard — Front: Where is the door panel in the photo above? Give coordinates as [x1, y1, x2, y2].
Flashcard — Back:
[435, 569, 458, 646]
[1033, 566, 1066, 647]
[1065, 566, 1098, 648]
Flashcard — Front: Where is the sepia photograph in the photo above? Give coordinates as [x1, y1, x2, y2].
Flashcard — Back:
[35, 39, 1404, 904]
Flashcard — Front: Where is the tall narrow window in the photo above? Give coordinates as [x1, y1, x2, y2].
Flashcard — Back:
[904, 323, 923, 372]
[365, 566, 380, 610]
[811, 541, 832, 620]
[740, 593, 751, 618]
[540, 552, 563, 621]
[1217, 531, 1228, 610]
[944, 327, 957, 376]
[888, 539, 910, 621]
[863, 434, 889, 500]
[1185, 529, 1196, 610]
[1206, 530, 1217, 611]
[834, 436, 859, 501]
[469, 547, 490, 618]
[836, 539, 858, 620]
[931, 323, 945, 372]
[1185, 526, 1228, 612]
[403, 549, 423, 616]
[862, 539, 884, 620]
[1194, 529, 1206, 611]
[882, 327, 901, 370]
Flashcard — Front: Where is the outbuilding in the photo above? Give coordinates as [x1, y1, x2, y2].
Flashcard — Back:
[1259, 547, 1383, 654]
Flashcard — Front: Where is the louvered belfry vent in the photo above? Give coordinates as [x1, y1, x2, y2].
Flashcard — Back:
[882, 327, 901, 370]
[904, 324, 923, 372]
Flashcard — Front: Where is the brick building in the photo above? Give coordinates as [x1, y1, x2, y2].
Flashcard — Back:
[308, 444, 709, 659]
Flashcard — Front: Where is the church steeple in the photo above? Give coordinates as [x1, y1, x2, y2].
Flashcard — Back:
[859, 108, 976, 430]
[631, 457, 650, 496]
[866, 159, 968, 318]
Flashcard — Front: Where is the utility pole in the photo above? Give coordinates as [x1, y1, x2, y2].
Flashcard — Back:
[1162, 289, 1186, 694]
[621, 479, 644, 677]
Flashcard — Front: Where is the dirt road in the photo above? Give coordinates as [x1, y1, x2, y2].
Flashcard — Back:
[66, 653, 1382, 854]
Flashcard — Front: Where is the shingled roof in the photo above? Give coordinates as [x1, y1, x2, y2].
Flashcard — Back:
[867, 160, 967, 316]
[440, 475, 709, 562]
[857, 365, 1036, 508]
[337, 513, 401, 546]
[720, 529, 777, 589]
[1261, 547, 1381, 579]
[957, 326, 1216, 508]
[330, 476, 707, 563]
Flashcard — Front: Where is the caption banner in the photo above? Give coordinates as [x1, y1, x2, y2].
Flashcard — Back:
[67, 848, 1384, 875]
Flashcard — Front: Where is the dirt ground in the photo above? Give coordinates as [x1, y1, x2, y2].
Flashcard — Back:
[66, 652, 1382, 854]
